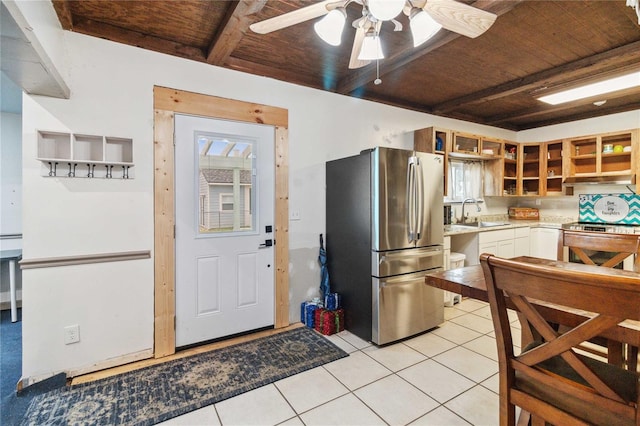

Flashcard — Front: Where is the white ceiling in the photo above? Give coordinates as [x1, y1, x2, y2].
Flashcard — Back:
[0, 0, 68, 112]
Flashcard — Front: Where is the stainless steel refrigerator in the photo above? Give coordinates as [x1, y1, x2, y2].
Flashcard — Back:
[326, 147, 444, 345]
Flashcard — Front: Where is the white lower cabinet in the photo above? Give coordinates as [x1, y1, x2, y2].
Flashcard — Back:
[449, 226, 532, 267]
[529, 227, 560, 260]
[514, 226, 530, 257]
[479, 239, 514, 258]
[479, 227, 530, 258]
[479, 228, 516, 258]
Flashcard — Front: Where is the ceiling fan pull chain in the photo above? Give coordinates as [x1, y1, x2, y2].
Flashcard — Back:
[374, 58, 382, 85]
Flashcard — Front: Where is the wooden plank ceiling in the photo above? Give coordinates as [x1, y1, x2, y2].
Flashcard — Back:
[52, 0, 640, 130]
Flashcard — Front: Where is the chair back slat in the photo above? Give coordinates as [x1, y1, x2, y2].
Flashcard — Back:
[480, 253, 640, 426]
[558, 230, 640, 272]
[508, 294, 627, 402]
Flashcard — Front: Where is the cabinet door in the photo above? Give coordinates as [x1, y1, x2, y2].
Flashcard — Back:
[497, 240, 515, 258]
[453, 132, 481, 154]
[479, 241, 498, 256]
[480, 138, 503, 157]
[530, 228, 559, 260]
[514, 236, 529, 257]
[529, 228, 540, 256]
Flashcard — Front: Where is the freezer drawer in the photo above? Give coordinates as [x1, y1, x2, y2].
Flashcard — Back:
[372, 246, 443, 278]
[372, 270, 444, 345]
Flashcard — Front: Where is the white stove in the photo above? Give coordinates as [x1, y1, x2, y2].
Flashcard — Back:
[562, 222, 640, 234]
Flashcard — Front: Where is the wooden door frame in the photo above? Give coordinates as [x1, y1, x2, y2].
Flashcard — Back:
[153, 86, 289, 357]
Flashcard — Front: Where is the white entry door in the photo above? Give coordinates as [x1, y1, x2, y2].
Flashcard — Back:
[175, 114, 275, 347]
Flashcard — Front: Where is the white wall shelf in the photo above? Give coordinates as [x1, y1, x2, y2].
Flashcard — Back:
[37, 130, 134, 179]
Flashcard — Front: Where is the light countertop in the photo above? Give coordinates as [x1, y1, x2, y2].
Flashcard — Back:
[444, 219, 572, 236]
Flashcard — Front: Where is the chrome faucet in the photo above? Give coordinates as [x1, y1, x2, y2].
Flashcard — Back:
[460, 198, 481, 224]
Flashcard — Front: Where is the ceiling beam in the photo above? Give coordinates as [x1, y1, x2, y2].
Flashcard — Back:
[486, 89, 640, 125]
[51, 0, 73, 30]
[336, 0, 524, 95]
[70, 18, 206, 62]
[206, 0, 267, 65]
[432, 40, 640, 114]
[1, 0, 70, 98]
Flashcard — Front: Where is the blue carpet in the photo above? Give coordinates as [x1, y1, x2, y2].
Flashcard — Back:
[1, 309, 66, 425]
[1, 308, 25, 425]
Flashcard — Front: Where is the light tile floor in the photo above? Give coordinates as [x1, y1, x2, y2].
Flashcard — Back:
[159, 299, 521, 426]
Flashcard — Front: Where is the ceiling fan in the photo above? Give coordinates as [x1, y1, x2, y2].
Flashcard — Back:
[250, 0, 497, 70]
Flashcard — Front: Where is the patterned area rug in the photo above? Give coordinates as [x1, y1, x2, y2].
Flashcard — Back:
[22, 327, 347, 425]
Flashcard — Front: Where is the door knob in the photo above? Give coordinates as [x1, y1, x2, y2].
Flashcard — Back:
[259, 239, 273, 248]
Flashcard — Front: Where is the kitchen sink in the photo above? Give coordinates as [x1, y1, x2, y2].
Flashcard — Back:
[444, 224, 478, 231]
[477, 221, 510, 228]
[449, 222, 509, 229]
[446, 221, 510, 230]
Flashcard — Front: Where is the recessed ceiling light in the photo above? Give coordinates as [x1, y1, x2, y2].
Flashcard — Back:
[537, 71, 640, 105]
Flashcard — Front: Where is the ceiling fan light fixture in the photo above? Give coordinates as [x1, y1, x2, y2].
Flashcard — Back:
[358, 32, 384, 60]
[410, 9, 442, 47]
[368, 0, 405, 21]
[314, 8, 347, 46]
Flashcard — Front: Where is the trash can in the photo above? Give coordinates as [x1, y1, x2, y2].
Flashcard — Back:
[444, 252, 465, 306]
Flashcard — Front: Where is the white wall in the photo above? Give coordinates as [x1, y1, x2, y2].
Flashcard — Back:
[517, 110, 640, 142]
[15, 0, 640, 385]
[1, 112, 23, 303]
[1, 112, 22, 234]
[16, 1, 520, 384]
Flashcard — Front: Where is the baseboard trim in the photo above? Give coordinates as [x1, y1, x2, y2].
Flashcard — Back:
[68, 348, 154, 379]
[72, 323, 303, 385]
[20, 348, 154, 389]
[0, 300, 22, 310]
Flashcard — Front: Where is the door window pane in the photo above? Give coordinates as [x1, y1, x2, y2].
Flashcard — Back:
[197, 134, 256, 234]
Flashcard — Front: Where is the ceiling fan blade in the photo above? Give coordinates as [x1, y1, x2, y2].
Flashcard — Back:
[349, 26, 370, 69]
[423, 0, 497, 38]
[250, 0, 334, 34]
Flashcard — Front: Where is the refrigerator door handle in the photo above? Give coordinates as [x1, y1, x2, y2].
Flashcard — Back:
[406, 157, 417, 242]
[415, 157, 424, 240]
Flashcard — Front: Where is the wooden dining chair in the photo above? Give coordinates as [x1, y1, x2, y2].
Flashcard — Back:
[557, 229, 640, 272]
[557, 229, 640, 369]
[480, 253, 640, 426]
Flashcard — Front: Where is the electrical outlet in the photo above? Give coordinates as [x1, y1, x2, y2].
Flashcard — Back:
[64, 325, 80, 345]
[535, 198, 542, 206]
